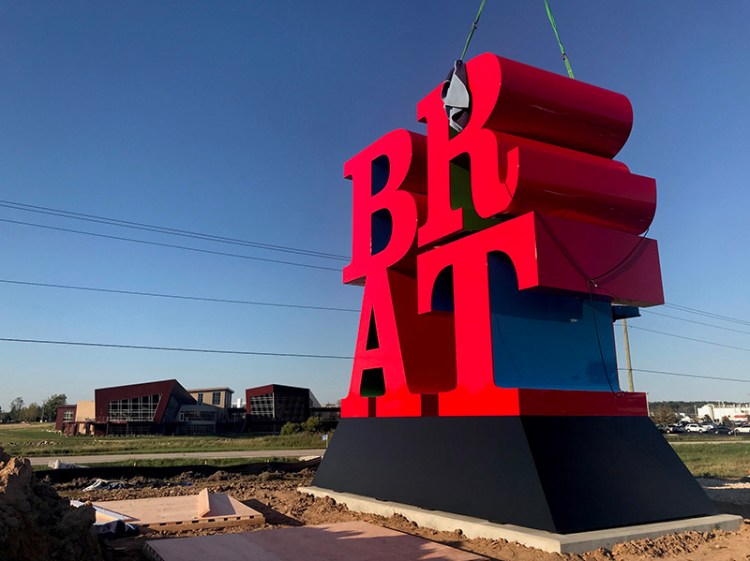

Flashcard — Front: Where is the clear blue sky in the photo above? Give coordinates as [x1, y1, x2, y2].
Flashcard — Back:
[0, 1, 748, 410]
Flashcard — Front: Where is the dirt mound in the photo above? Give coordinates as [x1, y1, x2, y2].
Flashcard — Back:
[611, 530, 722, 558]
[0, 447, 103, 561]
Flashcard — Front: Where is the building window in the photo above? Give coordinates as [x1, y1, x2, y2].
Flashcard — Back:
[197, 393, 204, 404]
[275, 394, 307, 422]
[108, 394, 160, 422]
[249, 394, 274, 418]
[62, 410, 74, 422]
[212, 392, 221, 406]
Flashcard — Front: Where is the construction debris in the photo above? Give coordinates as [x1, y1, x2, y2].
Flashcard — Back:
[47, 459, 89, 470]
[0, 447, 103, 561]
[82, 478, 129, 492]
[85, 488, 264, 532]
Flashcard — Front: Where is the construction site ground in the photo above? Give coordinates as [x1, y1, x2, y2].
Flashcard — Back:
[48, 466, 750, 561]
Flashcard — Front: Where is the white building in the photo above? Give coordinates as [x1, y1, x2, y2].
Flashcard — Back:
[697, 403, 750, 423]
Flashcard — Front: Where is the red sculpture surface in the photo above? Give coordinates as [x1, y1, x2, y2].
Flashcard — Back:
[341, 54, 663, 419]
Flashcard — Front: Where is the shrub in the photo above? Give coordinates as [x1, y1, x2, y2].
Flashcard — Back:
[280, 422, 303, 435]
[304, 416, 324, 433]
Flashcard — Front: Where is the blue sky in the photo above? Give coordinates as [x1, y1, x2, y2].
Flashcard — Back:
[0, 1, 748, 410]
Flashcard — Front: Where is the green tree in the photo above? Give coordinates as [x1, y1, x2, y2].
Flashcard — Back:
[651, 404, 678, 426]
[19, 403, 42, 422]
[42, 394, 68, 422]
[9, 397, 24, 422]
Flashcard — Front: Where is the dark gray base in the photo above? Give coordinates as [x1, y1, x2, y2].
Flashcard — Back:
[313, 416, 717, 534]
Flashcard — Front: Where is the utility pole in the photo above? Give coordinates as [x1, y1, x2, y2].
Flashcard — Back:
[622, 318, 634, 391]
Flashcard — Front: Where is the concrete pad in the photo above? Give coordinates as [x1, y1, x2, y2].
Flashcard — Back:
[92, 489, 263, 532]
[144, 520, 486, 561]
[299, 486, 743, 554]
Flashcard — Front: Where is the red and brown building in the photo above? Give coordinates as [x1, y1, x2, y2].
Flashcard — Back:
[93, 379, 196, 435]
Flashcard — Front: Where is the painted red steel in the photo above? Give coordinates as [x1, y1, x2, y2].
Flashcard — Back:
[345, 268, 456, 418]
[419, 53, 634, 159]
[416, 54, 647, 247]
[343, 129, 427, 285]
[341, 53, 662, 419]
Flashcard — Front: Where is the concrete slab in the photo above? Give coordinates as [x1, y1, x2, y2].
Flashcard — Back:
[92, 489, 264, 532]
[144, 520, 486, 561]
[299, 486, 743, 554]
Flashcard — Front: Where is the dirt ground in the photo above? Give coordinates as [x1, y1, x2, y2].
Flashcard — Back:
[49, 468, 750, 561]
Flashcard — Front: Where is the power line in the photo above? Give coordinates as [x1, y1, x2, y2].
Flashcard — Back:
[0, 199, 348, 261]
[0, 337, 354, 360]
[0, 278, 359, 313]
[640, 310, 750, 336]
[0, 218, 340, 272]
[621, 367, 750, 384]
[664, 302, 750, 328]
[630, 326, 750, 353]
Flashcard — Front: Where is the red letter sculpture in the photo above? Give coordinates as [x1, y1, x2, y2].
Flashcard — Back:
[314, 54, 719, 537]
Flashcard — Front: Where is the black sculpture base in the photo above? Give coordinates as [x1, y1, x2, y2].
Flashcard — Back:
[313, 416, 716, 534]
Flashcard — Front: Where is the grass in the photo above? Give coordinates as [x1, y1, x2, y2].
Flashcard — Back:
[0, 423, 327, 457]
[671, 441, 750, 479]
[90, 457, 294, 468]
[5, 423, 750, 480]
[31, 456, 295, 471]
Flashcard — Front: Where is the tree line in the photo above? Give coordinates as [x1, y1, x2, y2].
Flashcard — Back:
[0, 394, 67, 423]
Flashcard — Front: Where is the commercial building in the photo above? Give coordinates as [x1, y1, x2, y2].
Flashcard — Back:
[697, 403, 750, 423]
[188, 387, 234, 409]
[55, 405, 76, 432]
[93, 379, 197, 435]
[244, 384, 340, 433]
[55, 379, 336, 436]
[245, 384, 311, 434]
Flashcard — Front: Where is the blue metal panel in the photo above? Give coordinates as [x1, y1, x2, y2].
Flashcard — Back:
[488, 255, 619, 391]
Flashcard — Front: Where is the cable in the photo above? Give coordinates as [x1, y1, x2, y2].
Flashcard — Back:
[0, 218, 340, 272]
[543, 0, 575, 79]
[587, 284, 623, 397]
[0, 199, 348, 261]
[620, 368, 750, 384]
[591, 227, 650, 283]
[459, 0, 487, 61]
[0, 337, 354, 360]
[630, 326, 750, 353]
[664, 302, 750, 328]
[0, 279, 359, 313]
[640, 310, 750, 336]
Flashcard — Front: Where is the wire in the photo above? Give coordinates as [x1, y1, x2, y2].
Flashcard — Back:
[0, 337, 354, 360]
[664, 302, 750, 328]
[0, 218, 340, 272]
[587, 284, 623, 397]
[640, 310, 750, 336]
[591, 227, 650, 283]
[0, 278, 359, 313]
[0, 199, 348, 261]
[630, 326, 750, 353]
[621, 368, 750, 384]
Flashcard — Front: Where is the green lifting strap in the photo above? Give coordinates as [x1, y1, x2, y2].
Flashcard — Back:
[460, 0, 487, 61]
[543, 0, 575, 79]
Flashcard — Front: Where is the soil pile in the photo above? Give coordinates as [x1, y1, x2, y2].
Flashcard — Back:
[0, 447, 103, 561]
